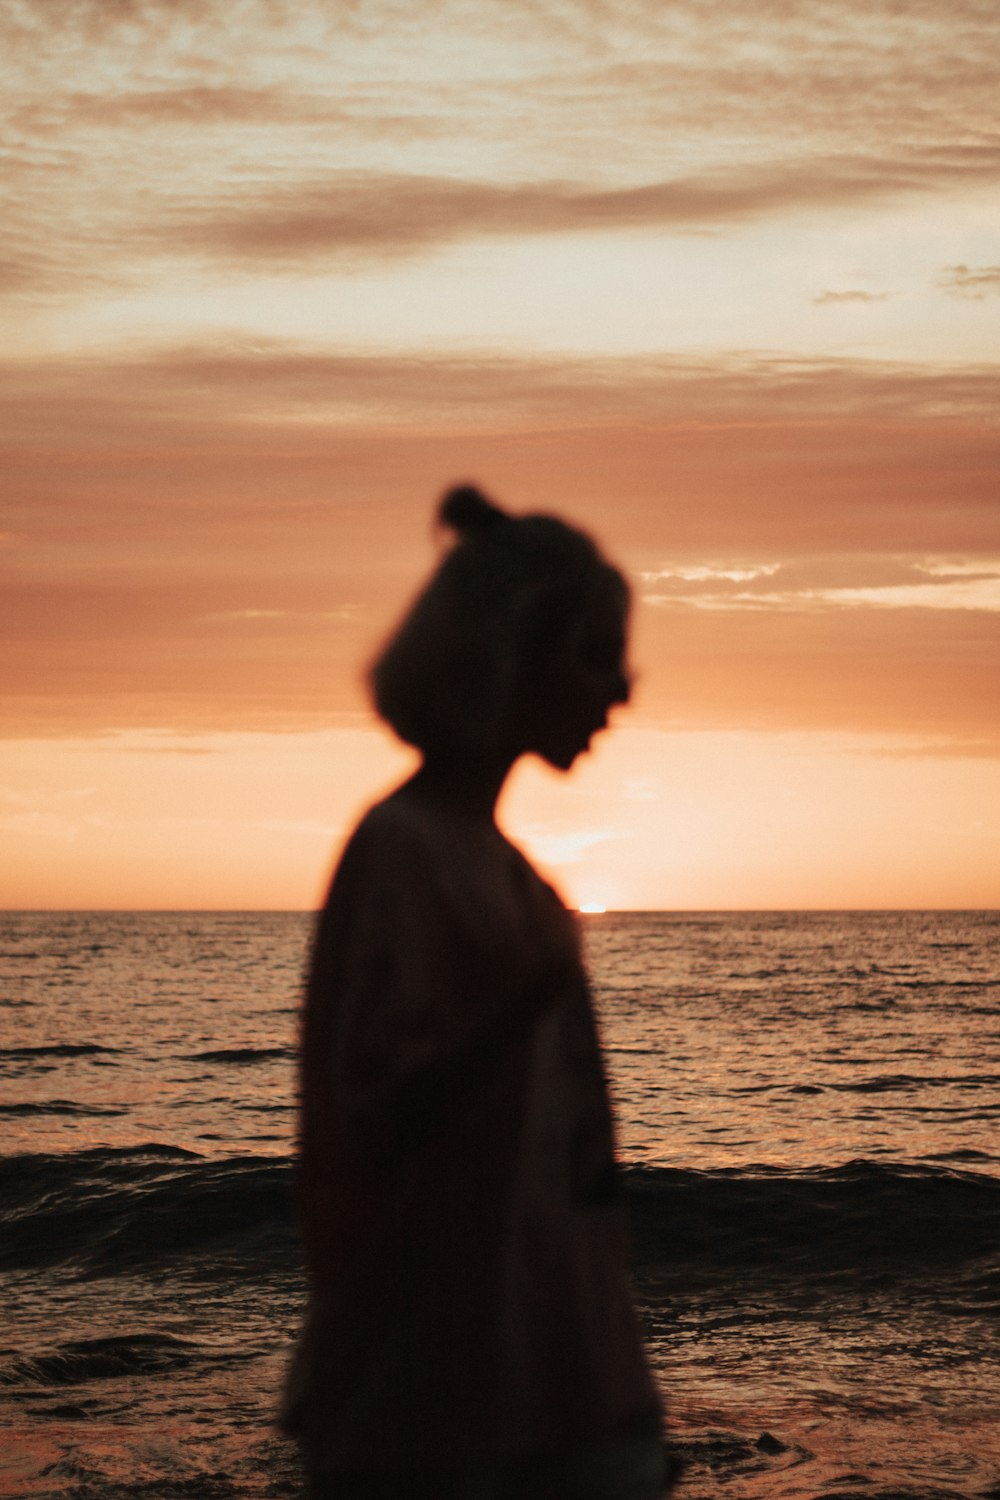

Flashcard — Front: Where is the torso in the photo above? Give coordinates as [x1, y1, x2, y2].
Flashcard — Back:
[282, 789, 660, 1470]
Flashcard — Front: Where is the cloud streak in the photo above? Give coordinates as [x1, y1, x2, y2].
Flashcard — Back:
[813, 290, 890, 305]
[153, 151, 1000, 269]
[641, 558, 1000, 613]
[7, 150, 997, 293]
[6, 340, 999, 431]
[938, 264, 1000, 296]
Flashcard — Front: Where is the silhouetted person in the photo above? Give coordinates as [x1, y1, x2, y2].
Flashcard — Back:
[281, 485, 668, 1498]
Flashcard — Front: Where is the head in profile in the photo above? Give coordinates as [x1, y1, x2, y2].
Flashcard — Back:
[370, 484, 632, 785]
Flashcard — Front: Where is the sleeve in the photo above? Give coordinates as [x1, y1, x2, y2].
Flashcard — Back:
[304, 807, 551, 1156]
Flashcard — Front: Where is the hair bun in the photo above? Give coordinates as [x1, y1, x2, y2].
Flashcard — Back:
[438, 483, 507, 537]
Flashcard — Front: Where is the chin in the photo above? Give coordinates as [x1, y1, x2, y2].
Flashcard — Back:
[538, 738, 591, 772]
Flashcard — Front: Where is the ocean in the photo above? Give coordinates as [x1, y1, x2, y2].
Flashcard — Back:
[1, 909, 998, 1499]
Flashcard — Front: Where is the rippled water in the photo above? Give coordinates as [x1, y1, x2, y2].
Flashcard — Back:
[1, 909, 998, 1499]
[589, 909, 1000, 1170]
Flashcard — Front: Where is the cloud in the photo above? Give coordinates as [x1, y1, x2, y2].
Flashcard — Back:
[4, 0, 998, 299]
[31, 85, 347, 129]
[15, 158, 997, 296]
[641, 564, 782, 585]
[2, 347, 997, 582]
[13, 81, 454, 145]
[5, 340, 999, 436]
[199, 606, 359, 624]
[634, 592, 1000, 749]
[813, 289, 891, 305]
[640, 557, 1000, 613]
[938, 264, 1000, 296]
[153, 152, 1000, 269]
[866, 736, 1000, 760]
[201, 608, 288, 622]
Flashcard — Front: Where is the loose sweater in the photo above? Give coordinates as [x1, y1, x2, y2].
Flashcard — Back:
[281, 789, 660, 1472]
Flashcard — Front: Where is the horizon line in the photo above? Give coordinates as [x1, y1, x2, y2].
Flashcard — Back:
[2, 906, 997, 916]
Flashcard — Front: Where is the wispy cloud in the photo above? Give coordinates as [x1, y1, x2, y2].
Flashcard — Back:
[642, 557, 1000, 614]
[813, 289, 891, 305]
[12, 159, 998, 296]
[641, 564, 782, 585]
[155, 153, 1000, 270]
[938, 264, 1000, 296]
[6, 341, 999, 435]
[199, 606, 359, 625]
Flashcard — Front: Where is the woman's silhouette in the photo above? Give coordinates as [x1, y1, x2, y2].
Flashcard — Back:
[282, 485, 668, 1498]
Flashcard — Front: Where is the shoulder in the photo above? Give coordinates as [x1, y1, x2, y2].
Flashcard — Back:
[322, 791, 462, 919]
[350, 793, 571, 914]
[324, 786, 574, 938]
[337, 791, 442, 874]
[309, 796, 443, 980]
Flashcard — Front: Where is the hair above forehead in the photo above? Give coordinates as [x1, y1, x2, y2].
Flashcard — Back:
[369, 483, 629, 755]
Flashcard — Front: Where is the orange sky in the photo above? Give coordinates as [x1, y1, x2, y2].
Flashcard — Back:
[2, 0, 998, 909]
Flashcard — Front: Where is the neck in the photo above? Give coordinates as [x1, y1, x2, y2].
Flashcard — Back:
[404, 749, 517, 823]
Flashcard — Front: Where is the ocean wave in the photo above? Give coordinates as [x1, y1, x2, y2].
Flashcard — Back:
[627, 1159, 1000, 1290]
[0, 1333, 200, 1387]
[179, 1047, 292, 1064]
[0, 1100, 128, 1117]
[826, 1073, 1000, 1094]
[2, 1043, 123, 1060]
[725, 1073, 1000, 1097]
[0, 1147, 292, 1277]
[925, 1148, 995, 1163]
[1, 1148, 996, 1294]
[898, 976, 1000, 988]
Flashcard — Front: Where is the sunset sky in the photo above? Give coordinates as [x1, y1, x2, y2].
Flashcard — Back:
[3, 0, 998, 910]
